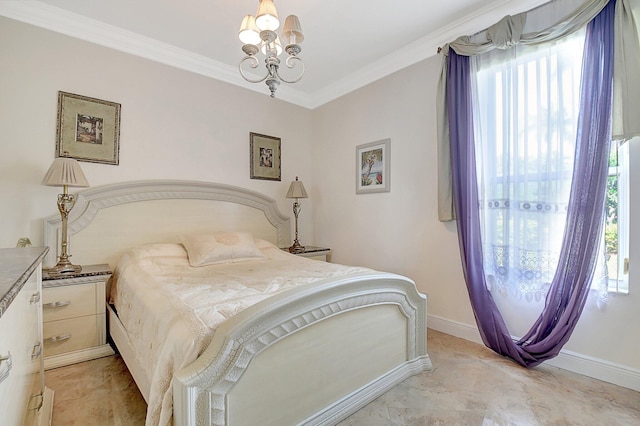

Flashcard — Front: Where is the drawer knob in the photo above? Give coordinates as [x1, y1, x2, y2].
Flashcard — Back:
[30, 292, 41, 304]
[43, 300, 71, 309]
[31, 343, 42, 360]
[0, 352, 12, 384]
[44, 334, 71, 343]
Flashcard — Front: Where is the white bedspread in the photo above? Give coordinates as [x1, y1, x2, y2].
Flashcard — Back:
[110, 240, 372, 426]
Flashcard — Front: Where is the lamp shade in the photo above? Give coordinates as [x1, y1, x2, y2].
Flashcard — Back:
[42, 157, 89, 187]
[286, 176, 308, 199]
[282, 15, 304, 45]
[256, 0, 279, 31]
[239, 15, 261, 45]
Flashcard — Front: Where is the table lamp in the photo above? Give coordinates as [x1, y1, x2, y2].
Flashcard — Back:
[42, 156, 89, 274]
[285, 176, 308, 253]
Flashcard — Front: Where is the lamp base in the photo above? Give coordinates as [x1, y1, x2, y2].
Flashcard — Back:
[288, 240, 305, 254]
[44, 261, 82, 275]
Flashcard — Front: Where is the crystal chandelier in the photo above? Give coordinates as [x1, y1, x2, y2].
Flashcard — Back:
[238, 0, 305, 98]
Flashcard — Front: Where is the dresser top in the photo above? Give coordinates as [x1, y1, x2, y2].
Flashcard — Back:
[0, 246, 49, 318]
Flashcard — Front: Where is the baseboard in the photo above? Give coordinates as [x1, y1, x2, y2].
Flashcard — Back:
[427, 313, 483, 344]
[544, 349, 640, 392]
[427, 314, 640, 392]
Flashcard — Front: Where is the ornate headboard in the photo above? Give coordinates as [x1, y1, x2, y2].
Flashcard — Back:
[43, 180, 291, 268]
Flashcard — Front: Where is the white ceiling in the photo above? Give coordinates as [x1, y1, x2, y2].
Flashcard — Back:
[1, 0, 552, 108]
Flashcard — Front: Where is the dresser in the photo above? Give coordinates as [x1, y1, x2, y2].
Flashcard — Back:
[42, 264, 114, 369]
[0, 247, 53, 426]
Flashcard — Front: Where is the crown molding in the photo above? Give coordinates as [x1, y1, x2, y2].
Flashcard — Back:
[0, 1, 313, 108]
[1, 0, 549, 110]
[306, 0, 550, 108]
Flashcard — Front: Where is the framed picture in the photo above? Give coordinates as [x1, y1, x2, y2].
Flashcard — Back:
[250, 132, 281, 181]
[356, 138, 390, 194]
[55, 91, 121, 165]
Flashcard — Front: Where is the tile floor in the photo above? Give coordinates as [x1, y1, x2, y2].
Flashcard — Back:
[45, 330, 640, 425]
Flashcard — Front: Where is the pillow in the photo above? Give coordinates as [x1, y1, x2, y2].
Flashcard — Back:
[181, 231, 266, 266]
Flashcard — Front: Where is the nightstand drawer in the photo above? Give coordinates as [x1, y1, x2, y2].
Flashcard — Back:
[43, 315, 99, 357]
[43, 282, 98, 322]
[41, 264, 113, 369]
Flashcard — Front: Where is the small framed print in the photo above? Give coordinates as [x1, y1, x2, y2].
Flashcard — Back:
[250, 132, 281, 181]
[55, 91, 121, 165]
[356, 138, 390, 194]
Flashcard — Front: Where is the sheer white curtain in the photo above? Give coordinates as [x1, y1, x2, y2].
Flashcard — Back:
[471, 31, 587, 302]
[437, 0, 640, 222]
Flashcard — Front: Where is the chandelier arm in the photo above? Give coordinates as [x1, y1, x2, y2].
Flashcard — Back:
[239, 56, 270, 83]
[276, 56, 305, 84]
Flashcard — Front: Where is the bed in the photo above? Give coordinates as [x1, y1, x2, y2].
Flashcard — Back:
[43, 180, 432, 425]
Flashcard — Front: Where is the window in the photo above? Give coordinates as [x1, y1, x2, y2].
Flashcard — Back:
[606, 140, 629, 293]
[471, 28, 629, 301]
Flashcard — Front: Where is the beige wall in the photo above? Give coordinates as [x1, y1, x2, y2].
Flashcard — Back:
[312, 56, 640, 379]
[2, 16, 638, 387]
[310, 57, 475, 327]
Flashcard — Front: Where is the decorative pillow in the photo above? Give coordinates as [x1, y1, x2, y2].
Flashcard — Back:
[181, 231, 266, 266]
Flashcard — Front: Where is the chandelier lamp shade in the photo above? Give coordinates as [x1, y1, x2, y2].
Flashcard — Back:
[285, 176, 308, 253]
[238, 0, 305, 98]
[41, 156, 90, 274]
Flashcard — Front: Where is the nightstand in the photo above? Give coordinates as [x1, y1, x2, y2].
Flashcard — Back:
[282, 246, 332, 261]
[42, 264, 114, 369]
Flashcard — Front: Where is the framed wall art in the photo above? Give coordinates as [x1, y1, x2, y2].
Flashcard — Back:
[250, 132, 281, 181]
[55, 91, 121, 165]
[356, 138, 390, 194]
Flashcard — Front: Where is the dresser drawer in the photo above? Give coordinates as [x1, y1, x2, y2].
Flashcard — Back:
[42, 282, 98, 322]
[43, 315, 99, 357]
[0, 270, 42, 426]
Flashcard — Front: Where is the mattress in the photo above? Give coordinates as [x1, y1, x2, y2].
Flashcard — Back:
[110, 239, 372, 426]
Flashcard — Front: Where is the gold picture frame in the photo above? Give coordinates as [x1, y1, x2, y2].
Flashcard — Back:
[250, 132, 281, 181]
[55, 91, 121, 165]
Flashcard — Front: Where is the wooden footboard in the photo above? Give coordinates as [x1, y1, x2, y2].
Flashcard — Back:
[173, 273, 431, 426]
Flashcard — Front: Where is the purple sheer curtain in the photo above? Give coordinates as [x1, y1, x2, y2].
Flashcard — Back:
[448, 0, 615, 367]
